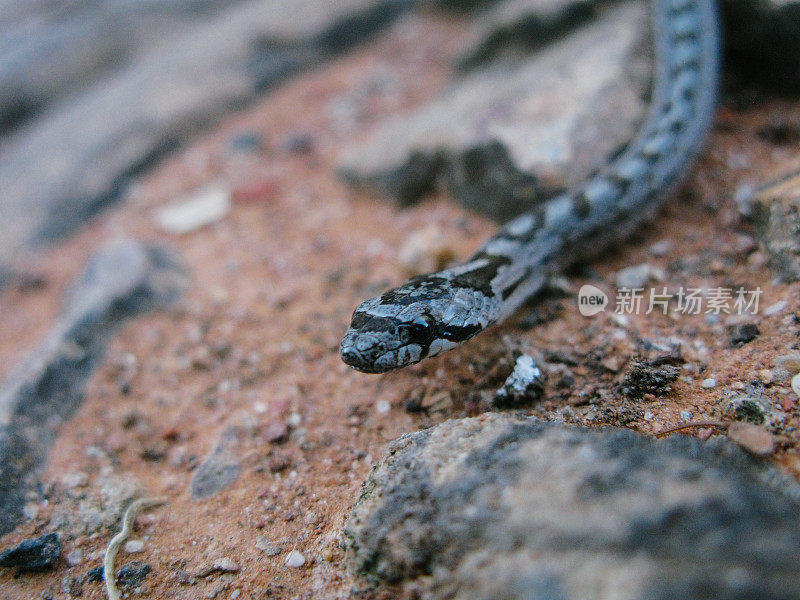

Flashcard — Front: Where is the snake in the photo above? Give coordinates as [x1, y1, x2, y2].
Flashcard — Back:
[340, 0, 720, 374]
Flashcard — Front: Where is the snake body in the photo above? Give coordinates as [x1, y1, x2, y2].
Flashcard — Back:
[341, 0, 720, 373]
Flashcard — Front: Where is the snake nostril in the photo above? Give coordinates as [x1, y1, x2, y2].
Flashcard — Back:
[341, 347, 363, 367]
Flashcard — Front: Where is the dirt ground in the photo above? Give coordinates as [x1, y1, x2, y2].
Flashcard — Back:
[1, 11, 799, 600]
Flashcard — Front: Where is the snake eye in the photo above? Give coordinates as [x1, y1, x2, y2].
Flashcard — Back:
[406, 314, 435, 346]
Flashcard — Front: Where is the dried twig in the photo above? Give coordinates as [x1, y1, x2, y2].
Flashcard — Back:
[654, 420, 727, 438]
[104, 497, 166, 600]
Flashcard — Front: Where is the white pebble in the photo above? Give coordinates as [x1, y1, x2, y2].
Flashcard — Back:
[124, 540, 144, 554]
[376, 400, 391, 414]
[680, 410, 692, 421]
[701, 378, 717, 389]
[616, 263, 660, 289]
[155, 181, 231, 234]
[792, 373, 800, 398]
[213, 557, 239, 572]
[764, 300, 788, 317]
[649, 240, 673, 257]
[285, 549, 306, 568]
[65, 549, 83, 567]
[22, 503, 39, 520]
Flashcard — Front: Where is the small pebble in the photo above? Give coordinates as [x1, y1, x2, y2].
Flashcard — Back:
[285, 549, 306, 568]
[22, 503, 39, 521]
[282, 131, 314, 154]
[494, 355, 545, 407]
[616, 263, 660, 289]
[61, 472, 88, 489]
[124, 540, 144, 554]
[727, 422, 775, 456]
[792, 373, 800, 397]
[255, 536, 283, 556]
[155, 182, 231, 234]
[728, 395, 768, 424]
[701, 378, 717, 389]
[775, 355, 800, 382]
[727, 323, 760, 347]
[65, 549, 83, 567]
[118, 561, 151, 588]
[764, 300, 788, 317]
[263, 420, 288, 443]
[733, 182, 756, 215]
[649, 240, 673, 256]
[680, 410, 692, 421]
[212, 557, 239, 573]
[228, 132, 263, 153]
[376, 400, 391, 414]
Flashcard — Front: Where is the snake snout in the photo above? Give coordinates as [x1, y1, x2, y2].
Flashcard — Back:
[340, 329, 382, 372]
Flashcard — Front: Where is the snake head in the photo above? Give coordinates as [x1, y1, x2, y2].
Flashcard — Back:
[340, 274, 497, 373]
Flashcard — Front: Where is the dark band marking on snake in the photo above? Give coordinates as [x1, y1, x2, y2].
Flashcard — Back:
[341, 0, 720, 374]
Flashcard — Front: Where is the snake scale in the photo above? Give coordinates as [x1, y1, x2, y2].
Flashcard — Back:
[340, 0, 720, 373]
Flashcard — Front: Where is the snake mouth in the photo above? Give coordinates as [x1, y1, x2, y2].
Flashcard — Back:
[340, 330, 391, 373]
[340, 326, 421, 373]
[340, 345, 386, 373]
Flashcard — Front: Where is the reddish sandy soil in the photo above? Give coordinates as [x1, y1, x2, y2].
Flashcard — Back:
[1, 12, 799, 600]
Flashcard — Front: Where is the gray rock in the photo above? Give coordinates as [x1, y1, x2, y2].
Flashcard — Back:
[0, 239, 186, 535]
[190, 426, 242, 499]
[339, 1, 650, 221]
[752, 173, 800, 282]
[0, 0, 411, 265]
[493, 354, 545, 407]
[457, 0, 607, 70]
[726, 394, 771, 425]
[728, 322, 761, 347]
[345, 414, 800, 599]
[0, 532, 62, 571]
[0, 1, 294, 130]
[117, 560, 151, 588]
[621, 358, 680, 398]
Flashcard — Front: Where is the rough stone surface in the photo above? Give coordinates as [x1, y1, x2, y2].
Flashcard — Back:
[0, 533, 62, 571]
[0, 0, 411, 265]
[753, 175, 800, 283]
[621, 358, 680, 398]
[456, 0, 609, 70]
[0, 0, 253, 131]
[49, 474, 143, 539]
[339, 1, 651, 221]
[345, 414, 800, 599]
[190, 426, 242, 499]
[0, 240, 185, 535]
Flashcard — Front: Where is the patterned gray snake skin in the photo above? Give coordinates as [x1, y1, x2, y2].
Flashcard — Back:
[341, 0, 720, 373]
